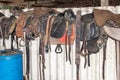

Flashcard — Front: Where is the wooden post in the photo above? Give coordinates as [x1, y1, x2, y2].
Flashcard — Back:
[101, 0, 109, 6]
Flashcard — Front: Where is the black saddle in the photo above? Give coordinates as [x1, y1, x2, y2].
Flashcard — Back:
[80, 13, 108, 68]
[51, 9, 76, 38]
[50, 13, 66, 38]
[81, 13, 100, 41]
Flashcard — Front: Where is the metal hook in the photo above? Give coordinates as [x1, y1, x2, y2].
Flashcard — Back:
[19, 38, 32, 47]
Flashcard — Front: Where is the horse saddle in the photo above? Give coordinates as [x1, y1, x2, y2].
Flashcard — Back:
[81, 13, 100, 41]
[21, 8, 58, 40]
[51, 9, 76, 39]
[16, 10, 34, 38]
[0, 14, 16, 39]
[50, 13, 66, 38]
[80, 13, 100, 54]
[22, 15, 41, 40]
[87, 27, 108, 54]
[93, 9, 120, 27]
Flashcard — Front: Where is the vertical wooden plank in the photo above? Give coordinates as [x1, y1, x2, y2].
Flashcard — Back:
[31, 38, 39, 80]
[106, 38, 116, 80]
[44, 48, 50, 80]
[50, 45, 57, 80]
[57, 45, 64, 80]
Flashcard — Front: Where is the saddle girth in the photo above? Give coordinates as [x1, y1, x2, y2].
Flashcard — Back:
[75, 10, 81, 80]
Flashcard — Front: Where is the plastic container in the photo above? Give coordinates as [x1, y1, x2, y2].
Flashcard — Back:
[0, 49, 23, 80]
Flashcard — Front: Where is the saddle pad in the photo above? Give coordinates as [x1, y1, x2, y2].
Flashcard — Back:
[103, 25, 120, 41]
[87, 38, 99, 53]
[59, 24, 75, 43]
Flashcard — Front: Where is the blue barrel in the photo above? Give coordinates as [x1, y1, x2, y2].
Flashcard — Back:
[0, 49, 23, 80]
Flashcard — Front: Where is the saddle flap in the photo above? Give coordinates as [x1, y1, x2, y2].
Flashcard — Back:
[87, 38, 99, 53]
[80, 13, 100, 41]
[50, 14, 66, 38]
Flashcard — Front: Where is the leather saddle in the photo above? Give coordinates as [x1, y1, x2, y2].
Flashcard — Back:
[22, 15, 40, 40]
[22, 9, 58, 40]
[50, 13, 66, 38]
[0, 14, 16, 39]
[0, 12, 17, 48]
[38, 9, 75, 40]
[80, 13, 100, 54]
[16, 10, 34, 38]
[81, 13, 100, 41]
[80, 13, 108, 71]
[93, 9, 120, 27]
[51, 9, 76, 39]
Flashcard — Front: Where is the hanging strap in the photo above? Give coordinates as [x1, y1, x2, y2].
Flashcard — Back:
[65, 20, 74, 64]
[68, 22, 74, 64]
[65, 21, 68, 61]
[39, 22, 46, 80]
[75, 10, 81, 80]
[102, 40, 107, 80]
[24, 32, 30, 80]
[45, 16, 51, 53]
[0, 16, 6, 49]
[45, 15, 55, 53]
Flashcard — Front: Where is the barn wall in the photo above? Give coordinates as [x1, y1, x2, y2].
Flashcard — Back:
[0, 6, 120, 80]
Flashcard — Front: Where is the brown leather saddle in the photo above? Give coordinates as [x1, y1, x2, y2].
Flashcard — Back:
[93, 9, 120, 27]
[16, 10, 34, 38]
[16, 8, 58, 41]
[0, 12, 16, 48]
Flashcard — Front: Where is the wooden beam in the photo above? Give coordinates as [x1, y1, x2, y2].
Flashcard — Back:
[0, 0, 23, 3]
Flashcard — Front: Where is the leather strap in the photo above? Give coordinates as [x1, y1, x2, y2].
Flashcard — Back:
[39, 35, 45, 80]
[44, 16, 51, 47]
[11, 31, 14, 50]
[24, 32, 30, 80]
[75, 10, 81, 80]
[45, 15, 55, 53]
[65, 21, 68, 61]
[80, 23, 87, 68]
[82, 23, 87, 56]
[102, 41, 107, 80]
[68, 22, 74, 64]
[0, 16, 6, 49]
[65, 20, 74, 64]
[39, 19, 45, 80]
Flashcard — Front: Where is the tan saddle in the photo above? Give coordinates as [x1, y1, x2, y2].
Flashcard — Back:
[93, 9, 120, 27]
